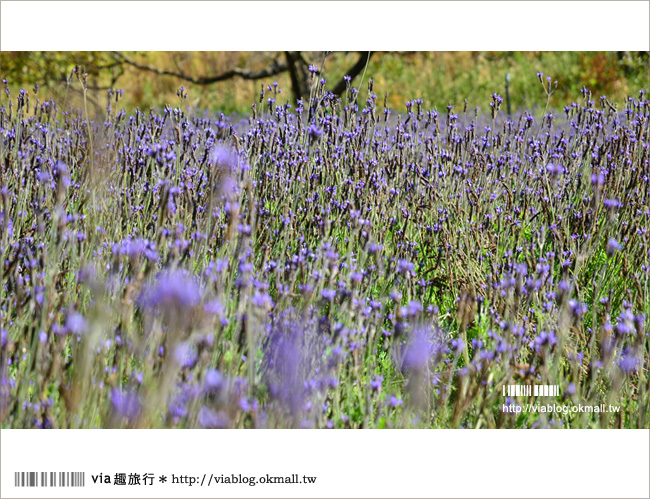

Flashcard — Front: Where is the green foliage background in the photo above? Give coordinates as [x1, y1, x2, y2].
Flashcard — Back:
[2, 51, 648, 114]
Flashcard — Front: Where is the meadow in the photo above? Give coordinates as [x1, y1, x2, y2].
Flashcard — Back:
[0, 70, 648, 429]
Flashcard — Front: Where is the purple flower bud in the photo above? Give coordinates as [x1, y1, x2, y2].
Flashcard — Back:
[369, 375, 383, 392]
[203, 299, 223, 315]
[110, 388, 140, 419]
[65, 312, 87, 335]
[350, 272, 363, 285]
[568, 299, 588, 318]
[174, 342, 198, 369]
[307, 123, 323, 144]
[204, 369, 224, 393]
[389, 396, 403, 407]
[141, 270, 201, 310]
[591, 173, 605, 186]
[397, 259, 415, 275]
[401, 325, 445, 372]
[606, 238, 622, 257]
[210, 145, 237, 169]
[366, 243, 381, 254]
[617, 348, 639, 373]
[546, 162, 562, 177]
[198, 406, 229, 428]
[252, 291, 274, 310]
[534, 330, 557, 350]
[451, 338, 465, 354]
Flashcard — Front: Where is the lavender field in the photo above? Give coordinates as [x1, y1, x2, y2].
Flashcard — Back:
[1, 72, 648, 429]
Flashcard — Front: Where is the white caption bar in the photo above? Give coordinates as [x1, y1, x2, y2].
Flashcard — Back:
[1, 2, 649, 50]
[1, 429, 648, 498]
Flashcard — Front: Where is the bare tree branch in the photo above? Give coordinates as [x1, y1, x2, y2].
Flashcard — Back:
[112, 52, 289, 85]
[331, 51, 374, 96]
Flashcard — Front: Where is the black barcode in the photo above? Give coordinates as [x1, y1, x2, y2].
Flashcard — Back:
[14, 472, 85, 487]
[501, 384, 561, 397]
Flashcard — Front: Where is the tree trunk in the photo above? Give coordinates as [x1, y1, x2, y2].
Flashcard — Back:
[284, 51, 311, 102]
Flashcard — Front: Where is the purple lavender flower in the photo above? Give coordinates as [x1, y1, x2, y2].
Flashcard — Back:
[112, 237, 158, 261]
[603, 198, 621, 210]
[141, 270, 201, 310]
[307, 123, 323, 145]
[534, 330, 557, 351]
[53, 161, 71, 191]
[252, 291, 274, 310]
[110, 388, 140, 419]
[606, 238, 622, 257]
[451, 338, 465, 355]
[615, 323, 633, 337]
[397, 259, 415, 275]
[369, 375, 383, 392]
[389, 396, 403, 407]
[218, 175, 238, 200]
[546, 162, 562, 177]
[366, 243, 382, 254]
[400, 324, 446, 372]
[617, 348, 639, 374]
[262, 322, 329, 422]
[198, 406, 229, 428]
[568, 300, 588, 319]
[204, 369, 224, 393]
[203, 299, 224, 315]
[210, 145, 237, 169]
[591, 173, 605, 186]
[65, 312, 87, 335]
[174, 342, 198, 369]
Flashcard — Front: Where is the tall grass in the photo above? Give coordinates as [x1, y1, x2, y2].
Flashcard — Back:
[0, 73, 648, 429]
